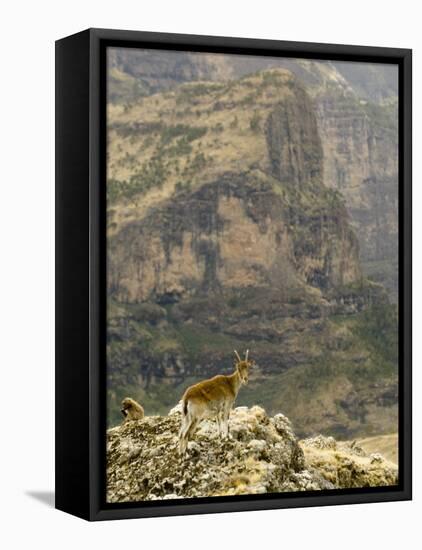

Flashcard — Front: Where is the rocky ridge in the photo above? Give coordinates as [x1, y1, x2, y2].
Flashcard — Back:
[106, 406, 398, 503]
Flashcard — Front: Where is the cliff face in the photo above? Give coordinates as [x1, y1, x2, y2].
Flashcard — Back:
[108, 53, 398, 300]
[108, 70, 361, 303]
[315, 93, 398, 300]
[106, 68, 397, 439]
[108, 173, 360, 304]
[107, 47, 233, 103]
[106, 406, 398, 502]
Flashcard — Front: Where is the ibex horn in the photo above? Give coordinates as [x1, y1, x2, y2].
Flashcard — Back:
[245, 349, 249, 361]
[234, 350, 241, 362]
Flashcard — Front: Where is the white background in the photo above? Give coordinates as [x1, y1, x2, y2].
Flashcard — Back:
[0, 0, 419, 548]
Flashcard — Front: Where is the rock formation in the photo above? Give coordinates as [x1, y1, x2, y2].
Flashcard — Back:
[108, 53, 399, 300]
[106, 406, 398, 503]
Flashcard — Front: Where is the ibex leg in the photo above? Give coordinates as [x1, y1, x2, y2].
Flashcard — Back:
[179, 406, 193, 455]
[222, 404, 232, 438]
[216, 412, 223, 437]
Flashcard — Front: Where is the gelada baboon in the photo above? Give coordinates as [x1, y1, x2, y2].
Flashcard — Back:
[121, 397, 144, 423]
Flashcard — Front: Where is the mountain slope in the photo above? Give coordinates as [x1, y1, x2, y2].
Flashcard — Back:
[108, 53, 399, 300]
[106, 69, 398, 439]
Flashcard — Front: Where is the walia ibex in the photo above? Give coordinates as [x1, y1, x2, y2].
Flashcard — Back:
[178, 350, 254, 455]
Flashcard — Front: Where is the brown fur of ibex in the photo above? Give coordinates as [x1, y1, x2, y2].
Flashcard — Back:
[121, 397, 144, 423]
[179, 350, 254, 455]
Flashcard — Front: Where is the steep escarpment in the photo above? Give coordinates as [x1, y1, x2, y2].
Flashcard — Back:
[107, 47, 234, 103]
[315, 92, 398, 300]
[108, 53, 399, 300]
[108, 171, 360, 303]
[106, 406, 398, 502]
[106, 69, 397, 439]
[265, 86, 323, 190]
[108, 70, 362, 300]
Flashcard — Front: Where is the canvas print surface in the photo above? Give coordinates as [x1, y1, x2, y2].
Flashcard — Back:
[106, 47, 399, 503]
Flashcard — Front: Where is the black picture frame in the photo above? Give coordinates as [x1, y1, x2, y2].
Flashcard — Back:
[55, 28, 412, 521]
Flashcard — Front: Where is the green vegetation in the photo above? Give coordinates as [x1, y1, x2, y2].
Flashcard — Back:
[176, 82, 224, 104]
[108, 121, 209, 203]
[107, 157, 169, 204]
[354, 303, 398, 368]
[229, 115, 239, 129]
[321, 89, 397, 139]
[128, 157, 168, 194]
[111, 120, 162, 139]
[159, 124, 207, 146]
[262, 71, 285, 85]
[239, 93, 256, 106]
[107, 178, 128, 204]
[107, 67, 150, 105]
[249, 111, 262, 133]
[165, 137, 193, 157]
[212, 122, 224, 133]
[362, 100, 398, 136]
[184, 152, 207, 176]
[237, 304, 398, 438]
[176, 325, 237, 359]
[175, 181, 192, 193]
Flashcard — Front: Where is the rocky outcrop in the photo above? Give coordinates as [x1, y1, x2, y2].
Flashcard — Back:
[106, 406, 398, 502]
[301, 433, 398, 488]
[266, 89, 323, 189]
[315, 93, 398, 299]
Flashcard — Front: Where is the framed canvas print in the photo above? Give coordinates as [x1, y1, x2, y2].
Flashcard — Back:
[55, 28, 412, 521]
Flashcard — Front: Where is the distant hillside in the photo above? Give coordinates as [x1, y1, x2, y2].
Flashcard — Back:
[108, 48, 398, 104]
[356, 433, 398, 464]
[332, 61, 398, 102]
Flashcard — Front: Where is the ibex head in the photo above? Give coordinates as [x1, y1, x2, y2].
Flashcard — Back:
[233, 349, 254, 385]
